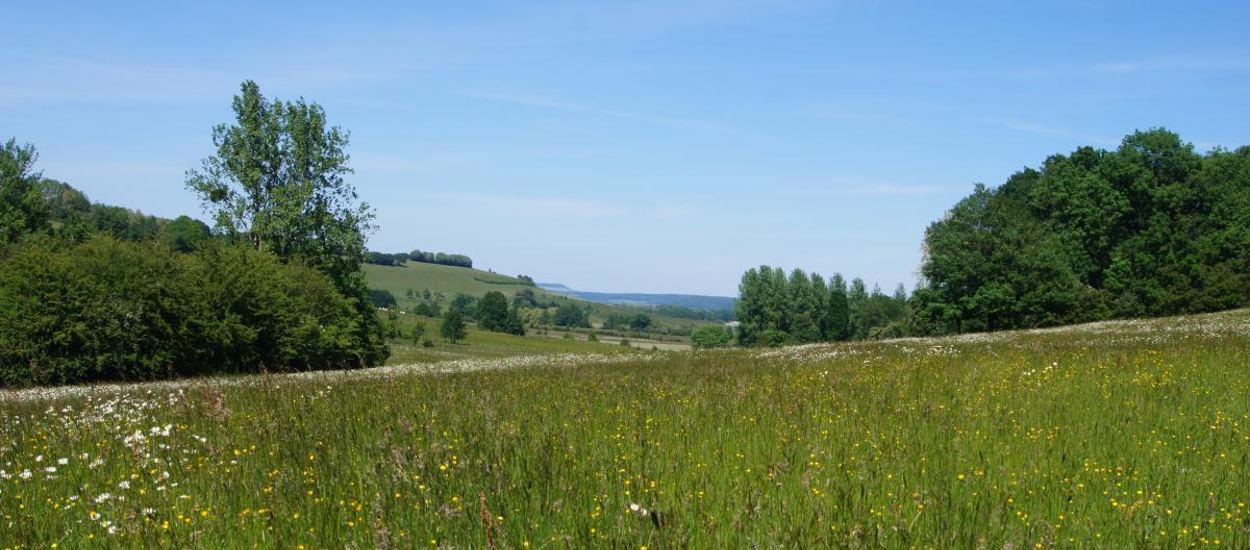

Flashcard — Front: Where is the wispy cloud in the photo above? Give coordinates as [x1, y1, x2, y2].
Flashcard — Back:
[460, 89, 720, 131]
[449, 193, 621, 219]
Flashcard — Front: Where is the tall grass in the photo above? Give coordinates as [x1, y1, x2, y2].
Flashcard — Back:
[3, 311, 1249, 548]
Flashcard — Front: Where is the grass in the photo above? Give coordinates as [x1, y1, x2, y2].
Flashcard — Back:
[3, 309, 1250, 547]
[383, 314, 629, 364]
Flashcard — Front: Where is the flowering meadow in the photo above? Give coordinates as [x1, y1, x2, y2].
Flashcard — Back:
[3, 310, 1250, 548]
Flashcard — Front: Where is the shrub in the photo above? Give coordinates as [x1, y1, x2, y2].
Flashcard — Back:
[0, 236, 383, 387]
[691, 325, 732, 349]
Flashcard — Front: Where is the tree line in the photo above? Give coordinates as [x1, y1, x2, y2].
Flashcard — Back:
[736, 129, 1250, 344]
[0, 81, 388, 386]
[366, 250, 473, 268]
[736, 266, 909, 346]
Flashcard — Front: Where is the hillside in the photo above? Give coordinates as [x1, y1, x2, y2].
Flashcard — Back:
[538, 282, 735, 312]
[364, 262, 718, 333]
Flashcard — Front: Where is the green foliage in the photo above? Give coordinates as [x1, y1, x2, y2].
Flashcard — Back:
[553, 304, 590, 328]
[411, 302, 442, 318]
[411, 321, 426, 346]
[185, 80, 374, 294]
[629, 313, 653, 331]
[440, 310, 467, 343]
[690, 325, 732, 349]
[407, 249, 473, 268]
[476, 291, 511, 332]
[0, 236, 382, 387]
[160, 215, 212, 252]
[0, 138, 49, 246]
[737, 266, 908, 346]
[367, 289, 397, 308]
[449, 293, 478, 318]
[918, 128, 1250, 334]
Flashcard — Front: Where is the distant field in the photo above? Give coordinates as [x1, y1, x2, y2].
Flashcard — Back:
[365, 262, 717, 333]
[4, 310, 1250, 547]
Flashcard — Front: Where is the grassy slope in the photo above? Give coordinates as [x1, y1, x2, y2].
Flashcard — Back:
[382, 313, 643, 364]
[365, 262, 715, 334]
[6, 309, 1250, 547]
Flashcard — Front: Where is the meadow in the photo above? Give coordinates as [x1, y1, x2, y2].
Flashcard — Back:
[3, 309, 1250, 548]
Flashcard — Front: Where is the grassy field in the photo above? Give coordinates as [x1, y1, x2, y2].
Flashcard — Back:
[382, 314, 639, 364]
[4, 310, 1250, 547]
[365, 262, 716, 334]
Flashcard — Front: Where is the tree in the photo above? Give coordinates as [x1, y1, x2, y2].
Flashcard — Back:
[477, 291, 510, 332]
[825, 274, 850, 341]
[553, 304, 589, 327]
[504, 306, 526, 335]
[0, 139, 48, 245]
[449, 294, 478, 318]
[411, 322, 426, 346]
[629, 313, 653, 331]
[161, 216, 213, 252]
[440, 310, 467, 343]
[368, 289, 397, 308]
[185, 81, 387, 367]
[186, 80, 374, 292]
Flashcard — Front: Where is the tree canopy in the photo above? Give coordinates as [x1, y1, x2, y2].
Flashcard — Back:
[915, 128, 1250, 334]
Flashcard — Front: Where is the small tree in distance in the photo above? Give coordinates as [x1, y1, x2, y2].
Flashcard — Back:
[441, 310, 467, 344]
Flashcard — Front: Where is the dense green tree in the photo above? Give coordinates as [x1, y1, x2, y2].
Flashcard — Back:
[691, 325, 732, 349]
[916, 128, 1250, 334]
[553, 304, 589, 328]
[440, 310, 467, 343]
[449, 294, 478, 318]
[185, 80, 386, 366]
[477, 291, 511, 332]
[629, 313, 653, 331]
[0, 236, 380, 386]
[736, 266, 904, 346]
[825, 274, 850, 341]
[161, 215, 213, 252]
[186, 80, 374, 291]
[0, 139, 48, 245]
[368, 289, 397, 308]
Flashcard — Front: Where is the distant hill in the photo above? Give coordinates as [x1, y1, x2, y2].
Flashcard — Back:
[538, 283, 736, 312]
[364, 263, 719, 330]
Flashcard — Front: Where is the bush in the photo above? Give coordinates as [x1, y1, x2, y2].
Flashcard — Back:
[368, 289, 397, 308]
[0, 236, 384, 387]
[691, 325, 732, 349]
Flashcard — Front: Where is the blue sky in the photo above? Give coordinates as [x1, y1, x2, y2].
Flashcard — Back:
[4, 1, 1249, 296]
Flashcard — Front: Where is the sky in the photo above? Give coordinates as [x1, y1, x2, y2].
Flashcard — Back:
[4, 1, 1249, 296]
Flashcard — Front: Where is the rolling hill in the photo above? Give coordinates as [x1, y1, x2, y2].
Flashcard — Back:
[363, 262, 719, 332]
[538, 283, 735, 312]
